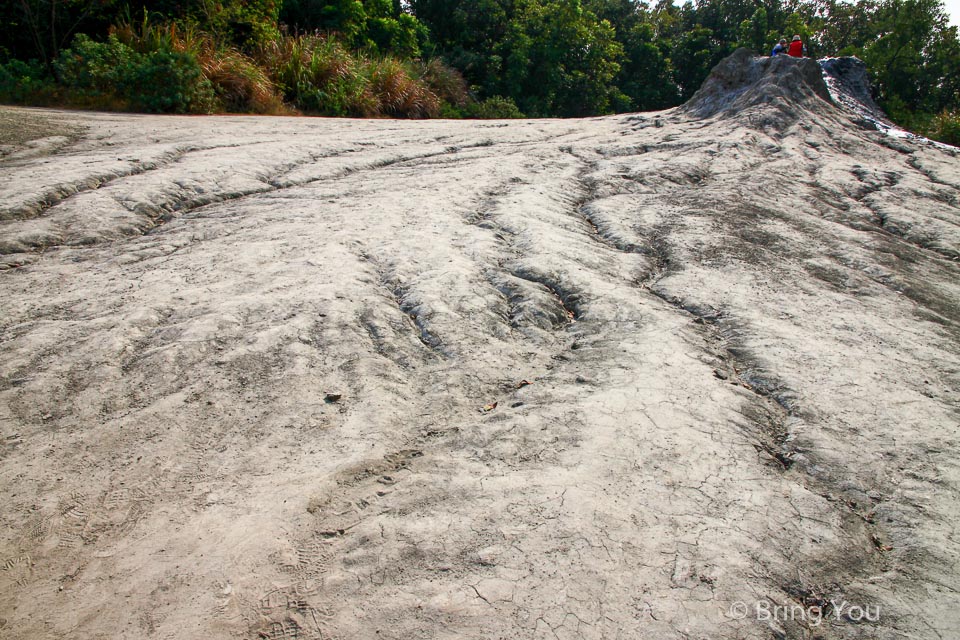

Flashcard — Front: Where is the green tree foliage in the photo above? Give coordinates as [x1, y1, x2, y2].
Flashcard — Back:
[0, 0, 121, 68]
[737, 7, 768, 53]
[280, 0, 367, 43]
[497, 0, 624, 116]
[463, 95, 525, 118]
[279, 0, 428, 56]
[693, 0, 760, 45]
[0, 59, 53, 102]
[816, 0, 882, 54]
[859, 0, 957, 116]
[781, 12, 815, 52]
[120, 0, 282, 49]
[582, 1, 677, 110]
[670, 25, 719, 100]
[926, 109, 960, 145]
[408, 0, 524, 95]
[616, 20, 678, 109]
[0, 0, 281, 66]
[1, 0, 960, 140]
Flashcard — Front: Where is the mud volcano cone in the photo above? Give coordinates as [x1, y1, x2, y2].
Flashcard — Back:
[682, 48, 835, 122]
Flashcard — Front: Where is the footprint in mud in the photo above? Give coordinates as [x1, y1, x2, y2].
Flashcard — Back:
[333, 448, 424, 488]
[299, 447, 426, 560]
[55, 495, 88, 549]
[0, 555, 34, 589]
[253, 588, 343, 640]
[257, 618, 303, 640]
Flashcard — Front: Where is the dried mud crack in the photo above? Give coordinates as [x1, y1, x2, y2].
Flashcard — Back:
[1, 52, 959, 640]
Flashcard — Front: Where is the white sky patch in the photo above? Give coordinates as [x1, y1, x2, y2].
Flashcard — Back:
[943, 0, 960, 26]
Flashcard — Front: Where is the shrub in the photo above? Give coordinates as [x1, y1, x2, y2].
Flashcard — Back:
[464, 96, 525, 119]
[114, 19, 284, 114]
[187, 0, 281, 51]
[0, 59, 55, 104]
[55, 34, 134, 98]
[419, 58, 469, 108]
[3, 21, 461, 119]
[439, 102, 465, 119]
[54, 33, 217, 113]
[925, 110, 960, 147]
[116, 49, 218, 113]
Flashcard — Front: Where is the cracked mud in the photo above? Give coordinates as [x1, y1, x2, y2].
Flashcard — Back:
[1, 54, 959, 640]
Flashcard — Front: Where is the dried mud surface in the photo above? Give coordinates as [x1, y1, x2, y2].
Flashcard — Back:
[1, 58, 958, 640]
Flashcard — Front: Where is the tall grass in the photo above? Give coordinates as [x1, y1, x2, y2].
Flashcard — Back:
[419, 58, 469, 109]
[260, 34, 375, 116]
[367, 58, 439, 118]
[2, 16, 474, 119]
[113, 18, 286, 114]
[260, 33, 452, 118]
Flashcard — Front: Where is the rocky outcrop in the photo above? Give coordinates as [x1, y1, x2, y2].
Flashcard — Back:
[820, 55, 899, 131]
[682, 47, 834, 119]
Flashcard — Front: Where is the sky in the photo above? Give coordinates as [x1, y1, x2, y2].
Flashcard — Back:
[945, 0, 960, 26]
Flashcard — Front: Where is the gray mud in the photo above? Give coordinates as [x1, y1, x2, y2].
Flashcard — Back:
[0, 108, 82, 162]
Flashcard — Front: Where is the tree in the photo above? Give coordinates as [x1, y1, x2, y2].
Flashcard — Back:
[3, 0, 120, 69]
[617, 20, 678, 109]
[815, 0, 881, 54]
[781, 11, 814, 52]
[669, 24, 719, 100]
[860, 0, 957, 116]
[692, 0, 759, 45]
[498, 0, 625, 116]
[281, 0, 427, 56]
[195, 0, 282, 49]
[737, 6, 768, 53]
[408, 0, 516, 91]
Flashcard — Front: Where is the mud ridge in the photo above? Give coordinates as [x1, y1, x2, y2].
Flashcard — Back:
[568, 180, 804, 470]
[0, 146, 198, 221]
[845, 167, 960, 260]
[357, 251, 448, 358]
[463, 167, 587, 330]
[162, 141, 510, 224]
[2, 142, 515, 261]
[647, 282, 800, 467]
[907, 154, 959, 188]
[641, 245, 906, 626]
[509, 266, 583, 323]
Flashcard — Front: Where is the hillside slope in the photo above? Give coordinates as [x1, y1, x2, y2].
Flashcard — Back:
[1, 53, 958, 639]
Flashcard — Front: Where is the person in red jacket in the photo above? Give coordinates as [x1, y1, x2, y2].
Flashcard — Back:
[788, 35, 805, 58]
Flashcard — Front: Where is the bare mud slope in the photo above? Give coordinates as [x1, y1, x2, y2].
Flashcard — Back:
[1, 51, 958, 640]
